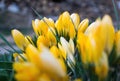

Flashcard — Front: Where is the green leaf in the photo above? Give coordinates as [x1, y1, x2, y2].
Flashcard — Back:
[0, 62, 13, 69]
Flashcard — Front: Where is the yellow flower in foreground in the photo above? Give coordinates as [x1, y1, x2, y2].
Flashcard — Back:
[25, 44, 67, 81]
[12, 29, 29, 50]
[115, 30, 120, 57]
[13, 62, 41, 81]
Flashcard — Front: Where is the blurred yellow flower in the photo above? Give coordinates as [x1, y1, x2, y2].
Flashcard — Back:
[95, 52, 109, 78]
[85, 15, 115, 55]
[13, 62, 41, 81]
[25, 44, 67, 81]
[77, 32, 92, 64]
[102, 15, 115, 54]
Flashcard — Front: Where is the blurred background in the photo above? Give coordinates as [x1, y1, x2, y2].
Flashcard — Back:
[0, 0, 120, 53]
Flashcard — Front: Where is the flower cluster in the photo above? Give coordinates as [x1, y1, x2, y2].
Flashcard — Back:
[12, 11, 120, 81]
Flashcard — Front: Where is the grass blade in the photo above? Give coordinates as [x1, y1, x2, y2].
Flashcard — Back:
[112, 0, 120, 30]
[0, 33, 17, 52]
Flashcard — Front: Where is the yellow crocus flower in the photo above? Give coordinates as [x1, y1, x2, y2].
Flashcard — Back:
[85, 15, 115, 55]
[77, 32, 92, 64]
[43, 17, 55, 28]
[60, 37, 75, 70]
[32, 19, 48, 36]
[60, 37, 75, 55]
[12, 29, 29, 50]
[46, 28, 57, 46]
[32, 19, 39, 35]
[102, 15, 115, 54]
[58, 43, 66, 59]
[60, 37, 75, 61]
[78, 18, 89, 32]
[55, 11, 76, 39]
[77, 31, 104, 64]
[85, 20, 100, 35]
[70, 13, 80, 30]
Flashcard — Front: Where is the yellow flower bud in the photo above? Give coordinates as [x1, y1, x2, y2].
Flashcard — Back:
[12, 29, 29, 50]
[55, 11, 76, 39]
[102, 15, 115, 54]
[70, 13, 80, 30]
[78, 18, 89, 32]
